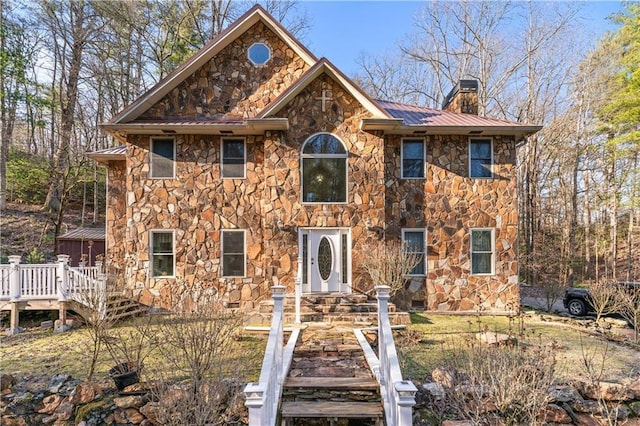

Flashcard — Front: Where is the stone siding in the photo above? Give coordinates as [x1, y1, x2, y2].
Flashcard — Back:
[105, 161, 127, 283]
[385, 135, 519, 311]
[122, 134, 268, 310]
[271, 74, 384, 293]
[139, 21, 309, 120]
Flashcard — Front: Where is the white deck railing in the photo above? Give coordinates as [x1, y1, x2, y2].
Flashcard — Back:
[0, 255, 103, 303]
[375, 285, 417, 426]
[244, 285, 300, 426]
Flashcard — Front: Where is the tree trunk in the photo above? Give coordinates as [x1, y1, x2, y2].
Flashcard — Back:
[43, 1, 88, 242]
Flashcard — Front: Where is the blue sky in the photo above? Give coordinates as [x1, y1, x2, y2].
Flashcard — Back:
[297, 1, 623, 76]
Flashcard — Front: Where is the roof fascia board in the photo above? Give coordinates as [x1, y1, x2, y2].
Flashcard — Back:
[259, 60, 390, 119]
[111, 6, 316, 125]
[100, 118, 289, 135]
[86, 152, 125, 163]
[361, 119, 542, 136]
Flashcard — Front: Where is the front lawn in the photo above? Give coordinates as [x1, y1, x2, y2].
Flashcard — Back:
[397, 312, 639, 383]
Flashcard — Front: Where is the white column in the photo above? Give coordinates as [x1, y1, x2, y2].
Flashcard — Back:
[8, 255, 21, 302]
[395, 381, 417, 426]
[57, 254, 70, 302]
[294, 255, 302, 324]
[244, 383, 265, 426]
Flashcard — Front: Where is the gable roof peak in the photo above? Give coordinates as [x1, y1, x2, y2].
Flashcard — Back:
[104, 4, 317, 127]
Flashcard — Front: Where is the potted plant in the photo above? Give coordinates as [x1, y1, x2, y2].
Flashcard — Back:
[101, 316, 154, 391]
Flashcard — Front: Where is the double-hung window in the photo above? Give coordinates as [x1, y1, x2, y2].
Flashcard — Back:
[471, 228, 494, 275]
[151, 231, 174, 277]
[402, 229, 426, 276]
[150, 137, 175, 178]
[469, 138, 493, 178]
[401, 139, 425, 179]
[221, 138, 246, 178]
[221, 230, 246, 277]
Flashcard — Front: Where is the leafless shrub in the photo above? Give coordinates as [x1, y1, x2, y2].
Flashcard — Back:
[100, 315, 154, 375]
[579, 339, 622, 425]
[439, 340, 556, 425]
[73, 283, 113, 380]
[614, 284, 640, 343]
[149, 285, 245, 425]
[588, 280, 624, 324]
[359, 238, 422, 296]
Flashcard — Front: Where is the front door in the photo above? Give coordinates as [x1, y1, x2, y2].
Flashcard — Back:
[300, 228, 351, 293]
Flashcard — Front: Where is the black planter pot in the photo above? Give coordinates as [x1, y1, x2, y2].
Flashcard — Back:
[108, 362, 140, 391]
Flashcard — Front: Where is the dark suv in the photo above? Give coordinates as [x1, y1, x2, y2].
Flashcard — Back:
[563, 281, 640, 316]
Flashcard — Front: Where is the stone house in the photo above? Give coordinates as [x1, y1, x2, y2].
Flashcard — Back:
[90, 5, 540, 313]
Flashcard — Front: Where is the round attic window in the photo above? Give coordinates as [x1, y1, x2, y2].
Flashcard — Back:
[248, 42, 271, 66]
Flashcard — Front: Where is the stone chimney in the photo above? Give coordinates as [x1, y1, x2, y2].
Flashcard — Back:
[441, 80, 478, 115]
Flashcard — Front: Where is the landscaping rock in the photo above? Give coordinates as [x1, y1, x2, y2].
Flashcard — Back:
[69, 382, 103, 405]
[432, 366, 458, 388]
[539, 403, 573, 423]
[47, 375, 70, 394]
[549, 384, 584, 403]
[114, 394, 147, 409]
[38, 394, 64, 414]
[1, 374, 16, 391]
[113, 407, 145, 424]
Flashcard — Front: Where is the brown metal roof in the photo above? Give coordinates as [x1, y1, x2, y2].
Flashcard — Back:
[86, 145, 126, 163]
[376, 100, 531, 127]
[58, 227, 105, 241]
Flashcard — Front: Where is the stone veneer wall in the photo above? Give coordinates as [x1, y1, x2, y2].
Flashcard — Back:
[117, 73, 387, 310]
[122, 134, 268, 310]
[385, 135, 519, 312]
[270, 74, 385, 293]
[139, 21, 309, 120]
[105, 162, 127, 283]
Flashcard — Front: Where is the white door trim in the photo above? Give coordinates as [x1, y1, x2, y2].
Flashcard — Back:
[298, 227, 351, 294]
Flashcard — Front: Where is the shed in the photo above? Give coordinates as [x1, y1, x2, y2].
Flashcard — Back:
[56, 227, 105, 267]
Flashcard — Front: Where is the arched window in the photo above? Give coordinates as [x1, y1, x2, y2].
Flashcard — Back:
[301, 133, 348, 203]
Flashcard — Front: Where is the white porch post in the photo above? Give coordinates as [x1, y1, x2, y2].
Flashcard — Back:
[57, 254, 70, 302]
[244, 383, 266, 426]
[96, 264, 107, 319]
[295, 255, 302, 324]
[8, 255, 21, 302]
[56, 255, 71, 333]
[376, 285, 390, 386]
[395, 381, 418, 426]
[8, 255, 22, 334]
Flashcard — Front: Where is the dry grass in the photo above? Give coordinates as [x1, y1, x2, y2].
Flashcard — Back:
[398, 312, 640, 383]
[0, 318, 266, 383]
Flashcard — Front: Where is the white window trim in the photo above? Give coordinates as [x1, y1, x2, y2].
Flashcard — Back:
[221, 229, 246, 278]
[220, 137, 247, 179]
[468, 137, 493, 179]
[401, 138, 426, 179]
[300, 132, 349, 205]
[247, 42, 271, 66]
[150, 229, 175, 278]
[401, 228, 427, 277]
[150, 137, 176, 179]
[470, 228, 495, 276]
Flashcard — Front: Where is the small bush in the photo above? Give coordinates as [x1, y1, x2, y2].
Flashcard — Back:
[437, 339, 556, 425]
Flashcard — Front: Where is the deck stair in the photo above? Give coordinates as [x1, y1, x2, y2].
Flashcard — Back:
[249, 292, 409, 325]
[104, 293, 149, 321]
[280, 323, 384, 426]
[69, 293, 149, 323]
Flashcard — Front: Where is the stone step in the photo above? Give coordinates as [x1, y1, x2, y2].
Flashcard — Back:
[284, 377, 379, 390]
[280, 401, 383, 419]
[244, 310, 410, 326]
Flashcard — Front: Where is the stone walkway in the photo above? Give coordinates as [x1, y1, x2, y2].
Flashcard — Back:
[280, 322, 383, 426]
